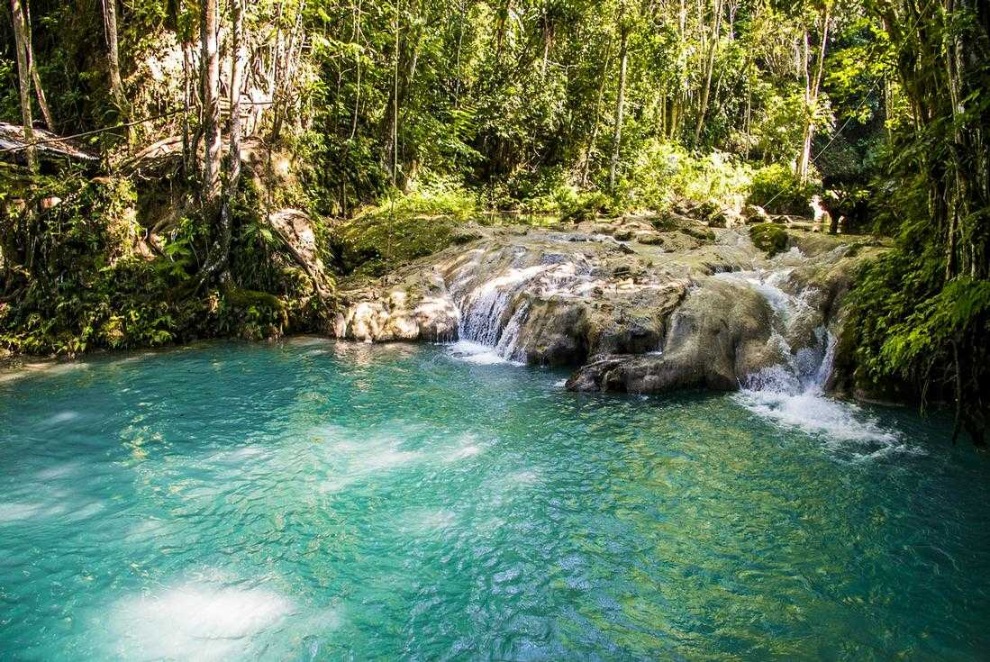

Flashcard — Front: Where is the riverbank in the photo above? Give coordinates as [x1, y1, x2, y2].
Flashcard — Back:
[2, 206, 888, 404]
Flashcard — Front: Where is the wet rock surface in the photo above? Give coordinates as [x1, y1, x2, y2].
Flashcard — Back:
[336, 214, 881, 395]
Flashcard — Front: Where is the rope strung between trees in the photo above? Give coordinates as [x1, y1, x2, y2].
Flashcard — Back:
[0, 100, 278, 154]
[0, 109, 184, 154]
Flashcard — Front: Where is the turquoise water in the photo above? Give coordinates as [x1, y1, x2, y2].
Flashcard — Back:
[1, 339, 989, 660]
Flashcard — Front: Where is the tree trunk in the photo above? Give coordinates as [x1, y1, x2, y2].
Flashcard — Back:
[581, 38, 612, 187]
[392, 0, 400, 187]
[693, 0, 724, 145]
[20, 0, 53, 131]
[608, 26, 629, 192]
[200, 0, 222, 209]
[350, 0, 363, 139]
[796, 5, 831, 182]
[10, 0, 35, 171]
[100, 0, 131, 143]
[182, 37, 194, 177]
[215, 0, 246, 282]
[452, 0, 466, 106]
[382, 0, 421, 187]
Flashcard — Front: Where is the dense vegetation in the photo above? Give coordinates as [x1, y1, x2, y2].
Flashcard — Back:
[0, 0, 986, 441]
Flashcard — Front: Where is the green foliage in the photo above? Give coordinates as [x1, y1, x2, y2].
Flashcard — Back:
[0, 171, 334, 355]
[616, 142, 754, 212]
[844, 0, 990, 442]
[0, 176, 177, 354]
[850, 248, 990, 417]
[749, 223, 790, 257]
[331, 188, 475, 278]
[559, 189, 614, 223]
[748, 163, 819, 215]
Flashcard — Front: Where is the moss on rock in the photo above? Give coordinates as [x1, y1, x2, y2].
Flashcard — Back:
[749, 223, 789, 256]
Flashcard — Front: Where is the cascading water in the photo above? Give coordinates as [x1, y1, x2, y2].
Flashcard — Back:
[446, 264, 546, 365]
[446, 258, 598, 365]
[716, 269, 907, 459]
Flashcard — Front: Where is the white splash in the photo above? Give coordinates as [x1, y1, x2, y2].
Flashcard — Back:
[108, 582, 294, 660]
[446, 443, 482, 461]
[0, 502, 52, 523]
[448, 259, 598, 364]
[44, 411, 81, 425]
[721, 269, 908, 457]
[447, 340, 524, 366]
[400, 508, 458, 534]
[310, 425, 425, 493]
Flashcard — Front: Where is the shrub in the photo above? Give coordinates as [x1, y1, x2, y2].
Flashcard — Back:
[749, 223, 789, 256]
[748, 163, 820, 215]
[618, 141, 753, 212]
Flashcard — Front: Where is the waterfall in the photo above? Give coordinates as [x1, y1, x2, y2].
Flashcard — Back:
[717, 269, 906, 458]
[445, 257, 598, 365]
[446, 265, 547, 365]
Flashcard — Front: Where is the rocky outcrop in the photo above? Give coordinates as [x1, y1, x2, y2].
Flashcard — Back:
[268, 209, 335, 304]
[566, 279, 780, 393]
[334, 287, 459, 343]
[335, 214, 881, 395]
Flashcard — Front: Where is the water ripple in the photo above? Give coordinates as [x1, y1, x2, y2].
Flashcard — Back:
[0, 341, 987, 660]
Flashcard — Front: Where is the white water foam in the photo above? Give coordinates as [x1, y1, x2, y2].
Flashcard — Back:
[719, 269, 909, 458]
[444, 433, 485, 461]
[108, 581, 294, 660]
[310, 424, 426, 493]
[447, 340, 524, 366]
[448, 260, 597, 365]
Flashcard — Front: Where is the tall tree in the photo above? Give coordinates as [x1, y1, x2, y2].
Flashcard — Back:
[214, 0, 247, 282]
[608, 11, 629, 191]
[9, 0, 35, 171]
[19, 0, 53, 131]
[100, 0, 130, 140]
[795, 1, 832, 182]
[694, 0, 725, 145]
[200, 0, 222, 209]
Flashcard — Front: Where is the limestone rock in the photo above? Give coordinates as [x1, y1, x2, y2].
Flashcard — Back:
[335, 220, 877, 399]
[567, 279, 779, 393]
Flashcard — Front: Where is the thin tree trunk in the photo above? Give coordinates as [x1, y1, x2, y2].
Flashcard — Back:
[384, 0, 400, 270]
[100, 0, 132, 143]
[796, 5, 831, 182]
[182, 37, 194, 176]
[392, 0, 400, 187]
[452, 0, 466, 106]
[540, 11, 552, 79]
[200, 0, 222, 208]
[350, 0, 363, 139]
[29, 63, 53, 131]
[581, 38, 612, 187]
[216, 0, 246, 282]
[271, 1, 306, 141]
[693, 0, 723, 145]
[383, 0, 420, 184]
[21, 0, 53, 131]
[608, 26, 629, 192]
[10, 0, 35, 171]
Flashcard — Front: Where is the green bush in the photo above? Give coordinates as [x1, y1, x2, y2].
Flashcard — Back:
[748, 163, 819, 215]
[560, 189, 614, 223]
[618, 141, 753, 212]
[749, 223, 790, 256]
